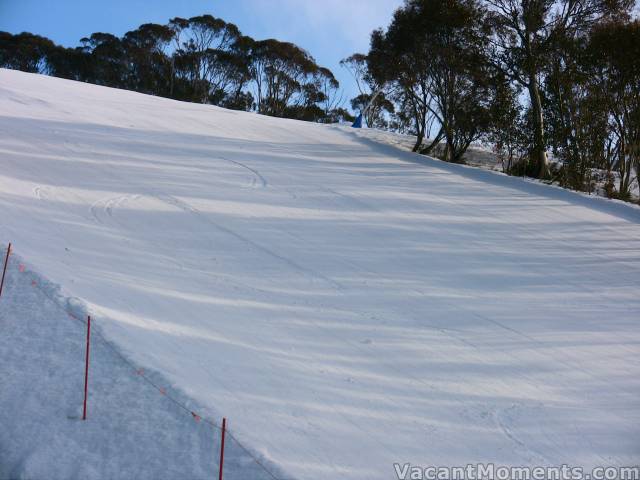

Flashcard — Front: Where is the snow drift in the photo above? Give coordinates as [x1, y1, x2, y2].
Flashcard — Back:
[1, 68, 639, 479]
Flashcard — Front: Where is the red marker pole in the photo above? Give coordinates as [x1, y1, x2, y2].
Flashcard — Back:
[82, 315, 91, 420]
[218, 417, 227, 480]
[0, 242, 11, 298]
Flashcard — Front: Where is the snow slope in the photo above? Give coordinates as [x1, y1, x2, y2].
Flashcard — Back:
[0, 250, 276, 480]
[1, 68, 639, 479]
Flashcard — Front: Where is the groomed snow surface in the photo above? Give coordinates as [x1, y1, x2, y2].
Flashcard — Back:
[1, 68, 639, 480]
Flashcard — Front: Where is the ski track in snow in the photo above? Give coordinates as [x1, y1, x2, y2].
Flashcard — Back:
[493, 406, 549, 465]
[33, 185, 48, 200]
[152, 193, 344, 291]
[90, 194, 141, 225]
[219, 156, 268, 189]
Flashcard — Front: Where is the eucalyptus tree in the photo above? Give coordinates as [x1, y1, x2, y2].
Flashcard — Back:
[368, 0, 496, 162]
[340, 53, 393, 129]
[485, 0, 632, 178]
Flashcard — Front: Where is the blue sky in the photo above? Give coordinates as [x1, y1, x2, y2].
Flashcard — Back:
[0, 0, 402, 108]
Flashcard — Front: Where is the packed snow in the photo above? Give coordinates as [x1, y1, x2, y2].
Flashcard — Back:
[0, 251, 276, 480]
[1, 68, 639, 479]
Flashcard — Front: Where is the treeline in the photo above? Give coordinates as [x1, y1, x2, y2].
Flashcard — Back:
[345, 0, 639, 200]
[0, 15, 351, 124]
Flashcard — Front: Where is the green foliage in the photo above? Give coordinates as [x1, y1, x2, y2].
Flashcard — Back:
[0, 15, 343, 123]
[0, 32, 56, 73]
[347, 0, 637, 201]
[364, 0, 500, 161]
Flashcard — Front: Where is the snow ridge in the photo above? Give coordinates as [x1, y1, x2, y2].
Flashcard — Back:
[0, 245, 288, 480]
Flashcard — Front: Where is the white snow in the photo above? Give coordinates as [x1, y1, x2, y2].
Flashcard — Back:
[0, 252, 277, 480]
[1, 68, 639, 479]
[355, 128, 640, 201]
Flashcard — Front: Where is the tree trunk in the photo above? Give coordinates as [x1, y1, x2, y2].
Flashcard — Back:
[444, 137, 455, 162]
[412, 104, 425, 152]
[170, 56, 175, 98]
[421, 128, 444, 156]
[412, 131, 424, 152]
[527, 75, 550, 179]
